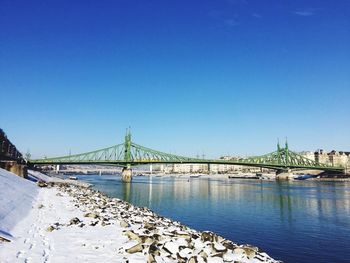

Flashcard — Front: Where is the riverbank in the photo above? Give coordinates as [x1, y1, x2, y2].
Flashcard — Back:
[146, 173, 276, 180]
[0, 169, 280, 262]
[152, 172, 350, 181]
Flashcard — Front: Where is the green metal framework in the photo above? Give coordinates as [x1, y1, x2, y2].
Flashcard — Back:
[29, 131, 344, 172]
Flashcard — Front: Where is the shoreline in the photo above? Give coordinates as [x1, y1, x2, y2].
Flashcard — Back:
[50, 168, 350, 182]
[0, 170, 281, 262]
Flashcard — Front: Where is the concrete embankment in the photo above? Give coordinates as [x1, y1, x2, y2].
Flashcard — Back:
[0, 161, 27, 178]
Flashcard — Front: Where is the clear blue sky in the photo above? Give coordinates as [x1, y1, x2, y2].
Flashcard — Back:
[1, 0, 349, 158]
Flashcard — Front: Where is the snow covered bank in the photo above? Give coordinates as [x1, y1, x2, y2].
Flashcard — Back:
[28, 170, 91, 188]
[0, 168, 38, 241]
[0, 168, 86, 242]
[0, 169, 280, 262]
[0, 182, 280, 262]
[27, 170, 59, 183]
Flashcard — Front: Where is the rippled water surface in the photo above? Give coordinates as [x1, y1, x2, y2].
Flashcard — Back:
[76, 174, 350, 263]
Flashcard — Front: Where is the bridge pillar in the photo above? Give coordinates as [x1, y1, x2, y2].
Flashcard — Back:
[3, 161, 28, 178]
[276, 169, 293, 180]
[121, 167, 132, 183]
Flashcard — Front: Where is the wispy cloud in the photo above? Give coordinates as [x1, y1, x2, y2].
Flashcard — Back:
[292, 8, 320, 17]
[225, 18, 240, 27]
[208, 10, 240, 28]
[226, 0, 248, 4]
[293, 10, 314, 16]
[252, 13, 262, 18]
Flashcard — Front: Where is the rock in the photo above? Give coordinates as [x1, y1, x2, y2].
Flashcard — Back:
[46, 226, 55, 232]
[176, 238, 189, 250]
[148, 253, 156, 263]
[213, 242, 227, 253]
[140, 235, 154, 244]
[175, 231, 191, 240]
[198, 250, 208, 259]
[149, 242, 161, 256]
[244, 245, 259, 252]
[144, 222, 156, 230]
[90, 221, 99, 226]
[191, 233, 200, 240]
[221, 240, 236, 250]
[38, 204, 44, 209]
[243, 247, 256, 259]
[126, 243, 143, 254]
[201, 231, 217, 242]
[124, 230, 141, 241]
[84, 212, 99, 219]
[163, 231, 175, 237]
[120, 220, 130, 228]
[163, 241, 179, 255]
[233, 247, 246, 256]
[37, 181, 48, 187]
[152, 233, 162, 241]
[69, 217, 81, 225]
[255, 252, 269, 262]
[178, 248, 193, 259]
[188, 256, 198, 263]
[0, 236, 11, 242]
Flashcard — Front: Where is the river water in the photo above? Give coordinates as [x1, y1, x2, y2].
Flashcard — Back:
[76, 174, 350, 262]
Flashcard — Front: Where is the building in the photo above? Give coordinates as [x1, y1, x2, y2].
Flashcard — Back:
[302, 149, 348, 171]
[328, 150, 350, 167]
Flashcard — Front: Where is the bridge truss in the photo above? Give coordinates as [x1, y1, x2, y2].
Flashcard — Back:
[29, 131, 344, 172]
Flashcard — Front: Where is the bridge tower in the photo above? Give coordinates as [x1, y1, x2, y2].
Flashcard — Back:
[121, 129, 133, 182]
[276, 139, 292, 179]
[277, 139, 281, 164]
[285, 139, 289, 164]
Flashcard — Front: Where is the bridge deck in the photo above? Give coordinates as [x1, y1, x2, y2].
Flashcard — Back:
[28, 132, 345, 173]
[29, 159, 343, 172]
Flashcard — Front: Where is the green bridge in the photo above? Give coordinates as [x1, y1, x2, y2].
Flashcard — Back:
[29, 131, 344, 182]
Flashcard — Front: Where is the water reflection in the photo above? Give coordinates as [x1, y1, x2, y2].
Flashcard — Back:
[78, 175, 350, 263]
[122, 182, 131, 202]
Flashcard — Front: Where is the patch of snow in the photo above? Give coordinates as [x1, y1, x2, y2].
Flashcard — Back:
[163, 241, 179, 254]
[0, 168, 38, 240]
[28, 170, 91, 188]
[179, 247, 192, 258]
[214, 242, 226, 251]
[27, 170, 58, 183]
[207, 257, 224, 263]
[0, 187, 134, 262]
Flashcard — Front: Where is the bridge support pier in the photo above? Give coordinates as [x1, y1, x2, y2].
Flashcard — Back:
[121, 167, 132, 183]
[1, 161, 28, 178]
[276, 169, 293, 180]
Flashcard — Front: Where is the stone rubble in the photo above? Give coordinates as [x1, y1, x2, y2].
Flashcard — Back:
[50, 183, 281, 263]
